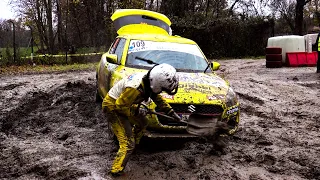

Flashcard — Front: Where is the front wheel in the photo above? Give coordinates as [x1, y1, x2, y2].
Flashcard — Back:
[226, 113, 239, 135]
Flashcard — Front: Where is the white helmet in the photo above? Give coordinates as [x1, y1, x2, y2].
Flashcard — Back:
[149, 63, 179, 95]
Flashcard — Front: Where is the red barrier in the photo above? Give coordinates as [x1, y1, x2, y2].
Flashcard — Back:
[286, 52, 318, 67]
[306, 52, 317, 66]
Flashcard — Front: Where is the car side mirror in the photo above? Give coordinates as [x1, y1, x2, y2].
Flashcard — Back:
[106, 54, 118, 64]
[210, 61, 220, 71]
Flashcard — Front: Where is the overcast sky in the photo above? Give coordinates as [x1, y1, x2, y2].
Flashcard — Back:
[0, 0, 16, 20]
[0, 0, 271, 20]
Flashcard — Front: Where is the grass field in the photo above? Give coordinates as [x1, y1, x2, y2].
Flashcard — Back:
[0, 47, 104, 66]
[0, 62, 97, 75]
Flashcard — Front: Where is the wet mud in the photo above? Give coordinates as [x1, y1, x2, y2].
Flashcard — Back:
[0, 59, 320, 180]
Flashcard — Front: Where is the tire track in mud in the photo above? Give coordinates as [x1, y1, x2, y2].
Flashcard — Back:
[220, 60, 320, 180]
[0, 79, 228, 179]
[0, 80, 112, 179]
[0, 82, 28, 91]
[1, 60, 320, 179]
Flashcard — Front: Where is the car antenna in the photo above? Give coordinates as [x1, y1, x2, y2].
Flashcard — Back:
[136, 56, 159, 65]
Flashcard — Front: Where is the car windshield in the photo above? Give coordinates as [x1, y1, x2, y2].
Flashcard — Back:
[126, 40, 209, 72]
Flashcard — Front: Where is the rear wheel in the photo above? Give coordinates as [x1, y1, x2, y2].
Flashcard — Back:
[96, 90, 102, 103]
[96, 74, 102, 103]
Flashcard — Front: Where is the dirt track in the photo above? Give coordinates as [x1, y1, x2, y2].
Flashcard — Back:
[1, 59, 320, 180]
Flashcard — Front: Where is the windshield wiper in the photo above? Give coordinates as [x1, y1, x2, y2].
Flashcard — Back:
[204, 63, 210, 73]
[135, 56, 159, 65]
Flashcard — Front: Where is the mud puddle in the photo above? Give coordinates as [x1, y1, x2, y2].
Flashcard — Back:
[1, 59, 320, 180]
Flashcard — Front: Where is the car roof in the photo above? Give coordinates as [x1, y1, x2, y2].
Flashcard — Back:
[119, 33, 197, 44]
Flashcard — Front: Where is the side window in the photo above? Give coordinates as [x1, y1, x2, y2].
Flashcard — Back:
[109, 38, 126, 64]
[114, 38, 126, 64]
[109, 38, 120, 54]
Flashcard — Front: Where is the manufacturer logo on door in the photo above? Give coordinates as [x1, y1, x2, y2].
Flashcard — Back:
[188, 105, 196, 113]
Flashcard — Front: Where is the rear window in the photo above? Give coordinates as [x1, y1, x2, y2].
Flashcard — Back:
[113, 15, 170, 34]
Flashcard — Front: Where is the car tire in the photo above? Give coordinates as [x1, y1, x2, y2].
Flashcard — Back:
[96, 74, 102, 103]
[266, 54, 282, 62]
[96, 90, 102, 103]
[265, 47, 282, 54]
[266, 61, 283, 68]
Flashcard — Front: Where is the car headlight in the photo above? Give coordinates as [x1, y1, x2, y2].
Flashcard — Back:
[226, 87, 238, 107]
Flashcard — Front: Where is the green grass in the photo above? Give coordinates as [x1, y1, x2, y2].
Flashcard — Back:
[0, 46, 105, 57]
[0, 62, 98, 75]
[0, 47, 40, 56]
[18, 47, 40, 56]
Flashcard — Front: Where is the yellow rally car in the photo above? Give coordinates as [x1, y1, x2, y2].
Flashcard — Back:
[96, 9, 240, 138]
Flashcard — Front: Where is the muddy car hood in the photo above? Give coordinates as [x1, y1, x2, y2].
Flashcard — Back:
[112, 67, 229, 104]
[160, 72, 229, 104]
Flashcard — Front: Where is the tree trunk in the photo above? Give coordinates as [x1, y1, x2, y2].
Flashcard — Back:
[294, 0, 311, 35]
[156, 0, 159, 11]
[294, 0, 304, 35]
[160, 0, 167, 14]
[228, 0, 240, 16]
[44, 0, 54, 53]
[70, 3, 83, 47]
[56, 0, 63, 50]
[148, 0, 154, 10]
[35, 0, 48, 51]
[205, 0, 210, 17]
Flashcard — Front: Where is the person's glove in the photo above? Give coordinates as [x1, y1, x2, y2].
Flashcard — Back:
[168, 110, 181, 121]
[137, 107, 149, 116]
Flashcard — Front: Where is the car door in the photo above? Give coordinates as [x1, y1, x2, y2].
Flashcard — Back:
[98, 37, 126, 97]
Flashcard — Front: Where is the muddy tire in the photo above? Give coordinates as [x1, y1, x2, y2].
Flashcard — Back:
[95, 74, 102, 103]
[265, 47, 282, 54]
[226, 116, 239, 135]
[266, 61, 283, 68]
[266, 54, 282, 62]
[96, 90, 102, 103]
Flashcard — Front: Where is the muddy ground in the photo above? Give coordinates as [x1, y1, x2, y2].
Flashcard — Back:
[0, 59, 319, 180]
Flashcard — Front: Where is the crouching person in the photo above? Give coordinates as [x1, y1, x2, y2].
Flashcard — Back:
[102, 63, 181, 176]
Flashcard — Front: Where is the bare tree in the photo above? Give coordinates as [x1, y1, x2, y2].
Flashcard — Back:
[56, 0, 63, 50]
[270, 0, 296, 33]
[294, 0, 311, 35]
[228, 0, 270, 18]
[43, 0, 54, 53]
[13, 0, 57, 53]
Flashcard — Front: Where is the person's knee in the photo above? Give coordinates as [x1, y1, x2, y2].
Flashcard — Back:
[127, 137, 136, 151]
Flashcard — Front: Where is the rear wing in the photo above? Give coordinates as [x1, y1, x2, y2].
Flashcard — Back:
[111, 9, 172, 35]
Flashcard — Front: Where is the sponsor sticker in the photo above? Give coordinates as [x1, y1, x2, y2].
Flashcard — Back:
[127, 74, 134, 80]
[207, 94, 225, 100]
[179, 114, 190, 121]
[226, 106, 239, 115]
[161, 94, 174, 100]
[207, 95, 217, 100]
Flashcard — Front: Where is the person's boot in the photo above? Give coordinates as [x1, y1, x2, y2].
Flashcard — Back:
[109, 170, 125, 177]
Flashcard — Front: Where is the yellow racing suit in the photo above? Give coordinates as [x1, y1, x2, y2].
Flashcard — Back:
[102, 73, 173, 175]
